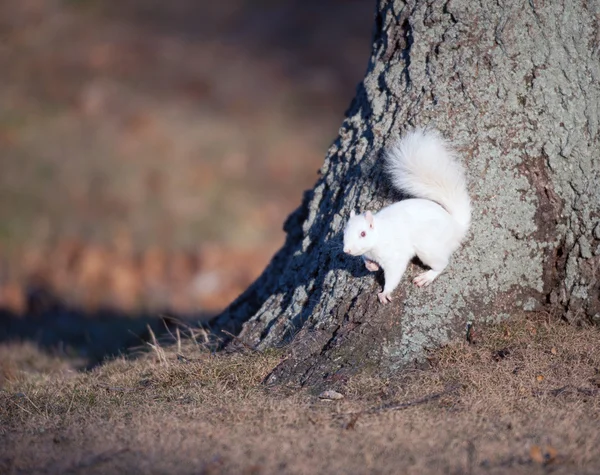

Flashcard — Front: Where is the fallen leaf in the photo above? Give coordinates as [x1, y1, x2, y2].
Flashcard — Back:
[536, 375, 544, 382]
[545, 446, 558, 463]
[530, 445, 544, 464]
[530, 445, 558, 465]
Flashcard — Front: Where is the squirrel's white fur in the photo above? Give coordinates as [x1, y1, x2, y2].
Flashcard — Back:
[343, 128, 471, 304]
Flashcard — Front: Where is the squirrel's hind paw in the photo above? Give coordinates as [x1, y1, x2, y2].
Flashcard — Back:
[413, 270, 441, 287]
[377, 291, 392, 304]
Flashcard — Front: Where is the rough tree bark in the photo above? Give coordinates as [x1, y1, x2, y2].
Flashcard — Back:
[213, 0, 600, 388]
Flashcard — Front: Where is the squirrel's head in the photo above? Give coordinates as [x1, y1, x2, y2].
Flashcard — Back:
[343, 210, 376, 256]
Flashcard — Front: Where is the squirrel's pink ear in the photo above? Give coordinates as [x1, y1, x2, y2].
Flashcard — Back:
[350, 210, 356, 218]
[365, 211, 374, 228]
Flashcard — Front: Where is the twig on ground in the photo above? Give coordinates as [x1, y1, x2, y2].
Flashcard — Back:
[96, 383, 135, 393]
[66, 390, 76, 416]
[337, 384, 461, 429]
[8, 398, 36, 418]
[22, 393, 45, 417]
[533, 385, 600, 398]
[367, 384, 462, 414]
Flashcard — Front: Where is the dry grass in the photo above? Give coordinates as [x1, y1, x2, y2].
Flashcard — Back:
[1, 314, 599, 474]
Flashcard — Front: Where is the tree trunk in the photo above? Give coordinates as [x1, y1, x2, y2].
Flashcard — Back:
[212, 0, 600, 388]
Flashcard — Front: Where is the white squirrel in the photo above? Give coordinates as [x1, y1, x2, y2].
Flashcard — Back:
[343, 128, 471, 304]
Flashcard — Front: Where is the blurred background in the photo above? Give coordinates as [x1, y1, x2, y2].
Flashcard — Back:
[0, 0, 372, 368]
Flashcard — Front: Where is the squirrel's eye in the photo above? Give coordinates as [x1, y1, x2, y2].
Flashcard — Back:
[360, 231, 366, 238]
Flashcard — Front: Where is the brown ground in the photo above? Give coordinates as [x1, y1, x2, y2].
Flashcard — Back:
[2, 314, 599, 474]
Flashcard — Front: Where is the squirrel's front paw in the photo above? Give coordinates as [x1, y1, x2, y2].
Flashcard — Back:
[377, 291, 392, 304]
[364, 259, 380, 272]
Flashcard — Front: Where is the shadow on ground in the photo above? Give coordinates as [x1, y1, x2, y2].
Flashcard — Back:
[0, 286, 212, 370]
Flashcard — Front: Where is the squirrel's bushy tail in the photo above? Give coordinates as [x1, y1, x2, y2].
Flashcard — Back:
[385, 128, 471, 236]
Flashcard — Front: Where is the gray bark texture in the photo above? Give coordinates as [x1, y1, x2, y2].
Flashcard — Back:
[213, 0, 600, 388]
